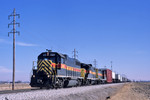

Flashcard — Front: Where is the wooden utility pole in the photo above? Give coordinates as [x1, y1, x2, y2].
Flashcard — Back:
[8, 8, 20, 90]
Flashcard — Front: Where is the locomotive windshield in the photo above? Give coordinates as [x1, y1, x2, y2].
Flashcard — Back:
[38, 53, 56, 63]
[42, 57, 56, 63]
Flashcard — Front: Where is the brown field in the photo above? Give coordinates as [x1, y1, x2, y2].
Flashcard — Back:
[109, 82, 150, 100]
[0, 83, 31, 91]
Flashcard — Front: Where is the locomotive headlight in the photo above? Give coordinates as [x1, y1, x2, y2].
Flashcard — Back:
[33, 75, 35, 78]
[47, 75, 50, 78]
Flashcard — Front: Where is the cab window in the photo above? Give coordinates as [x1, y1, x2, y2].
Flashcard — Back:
[61, 58, 65, 64]
[39, 56, 56, 63]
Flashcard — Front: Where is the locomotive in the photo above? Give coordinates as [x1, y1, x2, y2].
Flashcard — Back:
[30, 50, 129, 89]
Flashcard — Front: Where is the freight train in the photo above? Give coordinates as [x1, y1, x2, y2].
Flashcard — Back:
[30, 50, 130, 89]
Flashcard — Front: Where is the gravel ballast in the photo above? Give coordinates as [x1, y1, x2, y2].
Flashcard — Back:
[0, 83, 124, 100]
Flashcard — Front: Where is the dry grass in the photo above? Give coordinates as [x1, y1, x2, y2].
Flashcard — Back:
[0, 83, 31, 91]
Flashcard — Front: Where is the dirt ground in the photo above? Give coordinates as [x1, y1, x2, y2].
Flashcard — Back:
[109, 82, 150, 100]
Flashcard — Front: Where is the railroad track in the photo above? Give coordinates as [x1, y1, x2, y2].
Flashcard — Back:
[0, 88, 41, 94]
[0, 83, 123, 95]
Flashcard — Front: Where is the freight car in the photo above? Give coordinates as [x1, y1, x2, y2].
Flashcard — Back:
[115, 74, 121, 83]
[30, 50, 129, 89]
[100, 68, 112, 83]
[112, 72, 116, 83]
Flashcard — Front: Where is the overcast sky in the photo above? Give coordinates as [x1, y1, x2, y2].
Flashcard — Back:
[0, 0, 150, 81]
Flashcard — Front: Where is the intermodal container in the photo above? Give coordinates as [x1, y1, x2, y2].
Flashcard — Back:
[120, 76, 123, 82]
[112, 72, 115, 79]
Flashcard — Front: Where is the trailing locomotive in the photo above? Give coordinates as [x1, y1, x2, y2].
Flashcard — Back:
[30, 50, 129, 89]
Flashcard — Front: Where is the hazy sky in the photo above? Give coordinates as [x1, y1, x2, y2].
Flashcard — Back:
[0, 0, 150, 81]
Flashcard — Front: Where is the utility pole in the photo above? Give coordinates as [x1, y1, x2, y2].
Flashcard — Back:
[72, 48, 78, 59]
[8, 8, 20, 90]
[94, 59, 97, 68]
[111, 61, 113, 71]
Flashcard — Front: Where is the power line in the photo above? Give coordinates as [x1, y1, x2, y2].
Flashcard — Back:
[8, 8, 20, 90]
[72, 48, 78, 59]
[94, 59, 97, 68]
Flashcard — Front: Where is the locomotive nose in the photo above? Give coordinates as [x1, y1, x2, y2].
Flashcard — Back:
[35, 60, 56, 87]
[37, 60, 55, 76]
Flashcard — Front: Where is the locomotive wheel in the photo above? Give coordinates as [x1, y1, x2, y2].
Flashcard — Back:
[46, 81, 51, 89]
[86, 80, 90, 85]
[63, 80, 69, 88]
[40, 86, 43, 89]
[77, 80, 82, 86]
[56, 79, 64, 88]
[58, 79, 64, 88]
